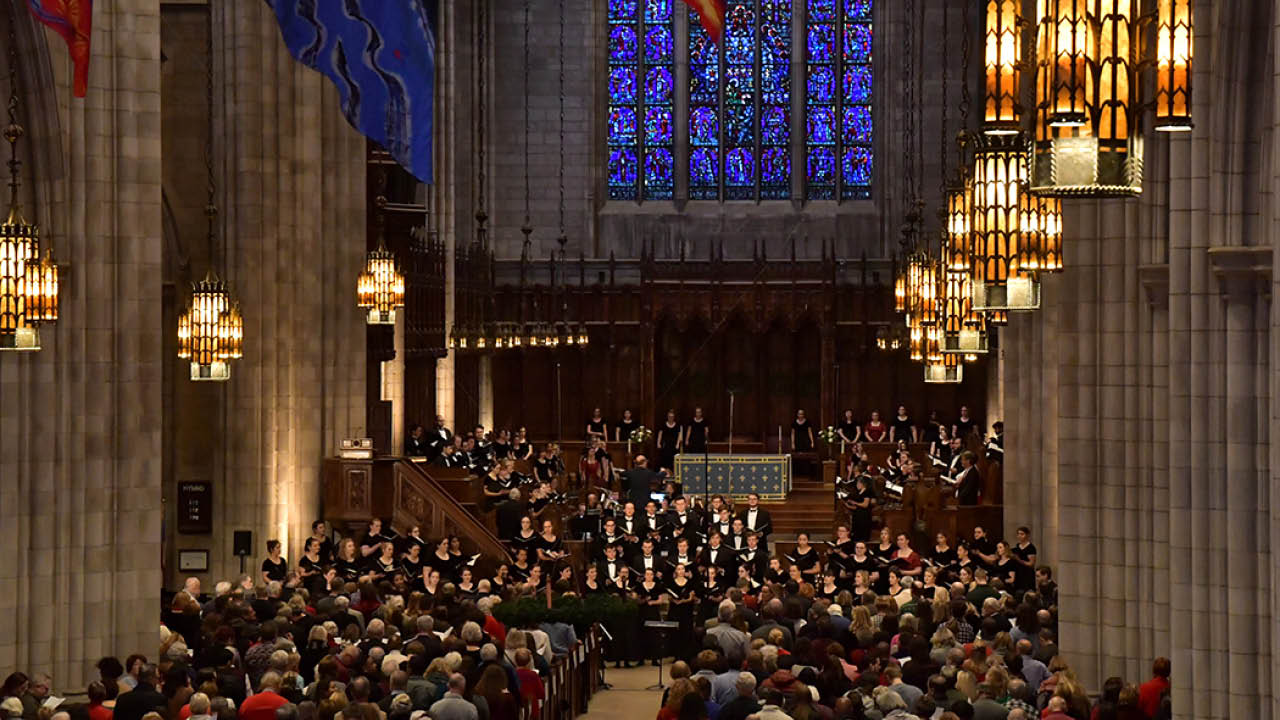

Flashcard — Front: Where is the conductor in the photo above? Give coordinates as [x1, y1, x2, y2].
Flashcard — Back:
[623, 454, 662, 509]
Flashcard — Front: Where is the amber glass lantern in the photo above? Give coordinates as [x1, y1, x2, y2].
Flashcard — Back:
[357, 242, 405, 325]
[970, 135, 1040, 311]
[984, 0, 1022, 135]
[1154, 0, 1193, 131]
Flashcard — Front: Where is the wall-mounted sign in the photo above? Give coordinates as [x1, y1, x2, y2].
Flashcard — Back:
[177, 481, 213, 534]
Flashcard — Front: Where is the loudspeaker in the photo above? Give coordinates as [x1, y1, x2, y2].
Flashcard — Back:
[233, 530, 253, 557]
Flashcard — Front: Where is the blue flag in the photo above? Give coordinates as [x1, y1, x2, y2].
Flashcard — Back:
[268, 0, 435, 183]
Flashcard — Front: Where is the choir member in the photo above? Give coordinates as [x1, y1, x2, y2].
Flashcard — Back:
[837, 408, 862, 446]
[994, 541, 1025, 593]
[851, 569, 873, 598]
[657, 409, 683, 472]
[1012, 526, 1039, 577]
[634, 538, 664, 579]
[635, 568, 665, 664]
[298, 538, 324, 581]
[765, 557, 788, 586]
[846, 475, 874, 542]
[930, 533, 958, 578]
[370, 542, 399, 583]
[818, 568, 841, 601]
[615, 409, 638, 444]
[789, 532, 822, 582]
[360, 518, 388, 559]
[261, 540, 288, 584]
[431, 537, 458, 582]
[738, 493, 772, 545]
[684, 407, 709, 455]
[890, 405, 918, 443]
[586, 408, 609, 442]
[891, 533, 923, 578]
[616, 502, 643, 552]
[923, 410, 945, 448]
[641, 501, 666, 542]
[728, 517, 748, 550]
[402, 525, 429, 555]
[596, 518, 625, 556]
[512, 516, 541, 556]
[738, 533, 767, 580]
[333, 538, 362, 584]
[666, 563, 699, 657]
[791, 409, 815, 452]
[613, 564, 634, 596]
[420, 568, 443, 605]
[701, 564, 728, 619]
[512, 427, 534, 460]
[969, 526, 998, 569]
[712, 507, 734, 539]
[600, 544, 625, 583]
[953, 405, 978, 440]
[873, 527, 896, 563]
[583, 563, 607, 596]
[510, 548, 534, 581]
[700, 531, 733, 575]
[930, 428, 955, 469]
[406, 423, 431, 457]
[491, 563, 511, 594]
[427, 415, 453, 457]
[669, 537, 697, 571]
[886, 569, 911, 605]
[846, 541, 880, 587]
[863, 411, 888, 442]
[953, 543, 976, 583]
[826, 525, 856, 581]
[955, 452, 982, 505]
[456, 567, 479, 602]
[401, 543, 425, 590]
[579, 436, 610, 486]
[537, 519, 568, 566]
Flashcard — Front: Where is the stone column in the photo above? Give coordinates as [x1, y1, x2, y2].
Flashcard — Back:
[214, 0, 366, 570]
[0, 0, 164, 685]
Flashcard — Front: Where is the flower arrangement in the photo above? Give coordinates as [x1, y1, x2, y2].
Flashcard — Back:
[818, 425, 840, 444]
[629, 426, 653, 444]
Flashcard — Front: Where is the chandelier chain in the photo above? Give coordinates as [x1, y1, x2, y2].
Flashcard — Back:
[476, 0, 488, 239]
[522, 0, 531, 228]
[5, 18, 21, 205]
[557, 0, 567, 250]
[202, 2, 215, 260]
[938, 0, 949, 201]
[959, 0, 971, 143]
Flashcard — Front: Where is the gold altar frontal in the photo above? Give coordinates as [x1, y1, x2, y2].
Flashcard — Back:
[674, 454, 792, 501]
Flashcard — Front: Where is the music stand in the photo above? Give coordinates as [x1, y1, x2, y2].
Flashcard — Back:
[642, 619, 679, 690]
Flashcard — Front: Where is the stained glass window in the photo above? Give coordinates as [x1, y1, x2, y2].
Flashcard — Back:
[608, 0, 675, 200]
[807, 0, 873, 199]
[608, 0, 872, 202]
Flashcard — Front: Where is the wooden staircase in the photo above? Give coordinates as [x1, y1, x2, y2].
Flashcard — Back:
[322, 457, 511, 562]
[761, 469, 838, 540]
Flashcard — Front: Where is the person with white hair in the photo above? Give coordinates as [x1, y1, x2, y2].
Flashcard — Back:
[427, 674, 477, 720]
[705, 599, 749, 660]
[873, 686, 919, 720]
[187, 693, 213, 720]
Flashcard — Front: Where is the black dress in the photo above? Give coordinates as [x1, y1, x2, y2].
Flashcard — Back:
[666, 578, 699, 657]
[616, 418, 638, 444]
[791, 548, 822, 580]
[511, 531, 541, 559]
[792, 420, 813, 451]
[849, 488, 874, 542]
[429, 551, 458, 582]
[685, 418, 709, 454]
[657, 421, 682, 470]
[636, 582, 665, 660]
[838, 420, 861, 444]
[335, 557, 363, 584]
[261, 557, 288, 582]
[891, 416, 915, 443]
[587, 418, 607, 440]
[955, 417, 977, 439]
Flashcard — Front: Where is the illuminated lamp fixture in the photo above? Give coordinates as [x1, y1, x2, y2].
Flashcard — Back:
[945, 181, 973, 273]
[178, 270, 244, 381]
[1022, 195, 1064, 273]
[989, 309, 1009, 325]
[984, 0, 1022, 135]
[924, 334, 962, 384]
[969, 134, 1041, 311]
[357, 241, 405, 325]
[1154, 0, 1193, 131]
[941, 261, 989, 355]
[0, 92, 57, 350]
[577, 323, 590, 346]
[893, 265, 907, 314]
[904, 251, 939, 327]
[1028, 0, 1194, 196]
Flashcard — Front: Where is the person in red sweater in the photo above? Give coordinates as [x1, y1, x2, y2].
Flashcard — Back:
[86, 682, 113, 720]
[238, 673, 289, 720]
[479, 596, 507, 647]
[1137, 657, 1171, 719]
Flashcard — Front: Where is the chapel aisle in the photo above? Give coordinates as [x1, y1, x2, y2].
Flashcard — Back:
[577, 660, 668, 720]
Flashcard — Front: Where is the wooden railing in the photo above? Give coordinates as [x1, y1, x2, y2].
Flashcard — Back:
[322, 457, 511, 562]
[536, 625, 603, 720]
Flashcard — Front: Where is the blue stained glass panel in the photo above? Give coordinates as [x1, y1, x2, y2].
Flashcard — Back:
[725, 105, 754, 144]
[807, 24, 835, 63]
[725, 148, 755, 186]
[844, 66, 872, 103]
[645, 149, 674, 197]
[808, 66, 835, 102]
[609, 149, 638, 198]
[608, 106, 637, 144]
[807, 106, 836, 144]
[761, 106, 789, 144]
[645, 26, 674, 62]
[725, 4, 756, 64]
[610, 26, 637, 62]
[690, 107, 718, 146]
[644, 107, 673, 144]
[760, 147, 790, 184]
[843, 23, 872, 63]
[691, 148, 718, 185]
[644, 0, 672, 22]
[609, 0, 638, 21]
[845, 0, 872, 20]
[843, 106, 873, 143]
[809, 0, 837, 22]
[808, 147, 836, 183]
[609, 67, 637, 103]
[726, 67, 756, 104]
[645, 67, 674, 103]
[691, 63, 718, 103]
[842, 146, 872, 185]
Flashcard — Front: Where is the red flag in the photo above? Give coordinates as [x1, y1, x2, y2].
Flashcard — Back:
[683, 0, 726, 44]
[27, 0, 93, 97]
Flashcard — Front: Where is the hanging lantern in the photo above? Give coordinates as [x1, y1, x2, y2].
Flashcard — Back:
[969, 134, 1041, 311]
[179, 270, 242, 381]
[924, 333, 963, 383]
[904, 251, 940, 327]
[984, 0, 1022, 135]
[1022, 195, 1064, 273]
[946, 182, 973, 273]
[894, 266, 907, 314]
[941, 263, 989, 355]
[1031, 0, 1143, 197]
[989, 309, 1009, 325]
[0, 115, 57, 350]
[357, 242, 405, 325]
[577, 323, 590, 346]
[1155, 0, 1193, 131]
